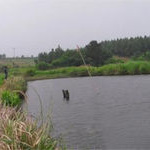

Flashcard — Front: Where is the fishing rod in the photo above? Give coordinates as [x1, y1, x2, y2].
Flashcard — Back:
[76, 45, 92, 77]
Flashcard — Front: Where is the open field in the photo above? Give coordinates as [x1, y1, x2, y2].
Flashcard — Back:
[0, 58, 35, 68]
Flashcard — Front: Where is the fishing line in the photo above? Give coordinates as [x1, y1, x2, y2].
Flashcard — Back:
[76, 45, 100, 96]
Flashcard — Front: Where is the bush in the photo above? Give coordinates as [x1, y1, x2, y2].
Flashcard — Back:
[1, 90, 21, 107]
[25, 69, 36, 76]
[139, 63, 150, 74]
[105, 56, 125, 64]
[36, 62, 50, 70]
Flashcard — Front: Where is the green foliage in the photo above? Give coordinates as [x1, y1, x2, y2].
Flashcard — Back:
[37, 36, 150, 68]
[25, 69, 36, 77]
[132, 51, 150, 61]
[1, 90, 21, 106]
[23, 61, 150, 80]
[85, 40, 112, 66]
[144, 51, 150, 60]
[0, 75, 4, 86]
[36, 62, 50, 70]
[51, 50, 83, 67]
[37, 41, 112, 68]
[105, 56, 125, 64]
[38, 46, 64, 63]
[101, 36, 150, 57]
[97, 61, 150, 75]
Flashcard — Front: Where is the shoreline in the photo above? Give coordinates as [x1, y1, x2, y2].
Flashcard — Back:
[0, 76, 64, 149]
[22, 61, 150, 81]
[25, 73, 150, 82]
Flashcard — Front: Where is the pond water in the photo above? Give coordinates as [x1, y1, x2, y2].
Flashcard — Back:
[26, 75, 150, 149]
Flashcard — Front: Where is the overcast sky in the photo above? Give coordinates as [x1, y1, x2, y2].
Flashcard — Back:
[0, 0, 150, 57]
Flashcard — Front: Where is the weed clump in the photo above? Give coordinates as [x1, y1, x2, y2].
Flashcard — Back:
[3, 76, 27, 92]
[1, 90, 21, 107]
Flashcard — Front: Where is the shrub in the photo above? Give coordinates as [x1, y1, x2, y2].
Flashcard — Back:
[126, 62, 140, 75]
[139, 63, 150, 74]
[25, 69, 36, 77]
[36, 62, 50, 70]
[1, 90, 21, 107]
[105, 56, 125, 64]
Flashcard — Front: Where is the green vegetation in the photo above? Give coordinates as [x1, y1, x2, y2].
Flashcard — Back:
[0, 107, 61, 150]
[36, 61, 50, 70]
[0, 76, 64, 150]
[36, 41, 112, 68]
[0, 36, 150, 149]
[36, 36, 150, 68]
[7, 61, 146, 81]
[96, 61, 150, 75]
[1, 36, 150, 79]
[1, 90, 21, 106]
[0, 74, 4, 86]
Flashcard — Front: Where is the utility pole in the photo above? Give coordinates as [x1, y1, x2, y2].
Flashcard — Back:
[12, 48, 16, 67]
[13, 48, 15, 58]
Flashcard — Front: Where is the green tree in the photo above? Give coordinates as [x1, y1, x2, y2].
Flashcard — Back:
[85, 41, 112, 66]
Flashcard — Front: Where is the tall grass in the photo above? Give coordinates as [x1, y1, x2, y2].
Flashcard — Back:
[0, 106, 60, 150]
[23, 61, 150, 80]
[97, 61, 150, 75]
[0, 74, 4, 86]
[2, 76, 27, 92]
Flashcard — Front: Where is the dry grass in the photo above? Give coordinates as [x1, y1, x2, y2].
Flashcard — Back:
[2, 76, 27, 92]
[0, 106, 60, 150]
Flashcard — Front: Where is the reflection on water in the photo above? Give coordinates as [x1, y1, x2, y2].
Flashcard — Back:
[26, 75, 150, 149]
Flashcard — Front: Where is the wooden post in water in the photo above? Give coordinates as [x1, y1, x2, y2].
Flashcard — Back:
[62, 90, 70, 100]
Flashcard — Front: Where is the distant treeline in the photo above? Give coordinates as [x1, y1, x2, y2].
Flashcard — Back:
[36, 36, 150, 69]
[0, 54, 6, 59]
[101, 36, 150, 57]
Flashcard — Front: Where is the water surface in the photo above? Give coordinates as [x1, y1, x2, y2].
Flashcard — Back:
[26, 76, 150, 149]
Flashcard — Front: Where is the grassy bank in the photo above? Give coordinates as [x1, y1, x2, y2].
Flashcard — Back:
[0, 77, 64, 150]
[18, 61, 150, 80]
[0, 59, 150, 149]
[0, 107, 59, 150]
